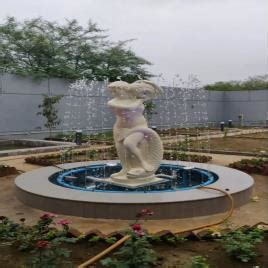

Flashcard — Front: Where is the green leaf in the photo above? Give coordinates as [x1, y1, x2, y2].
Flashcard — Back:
[0, 17, 151, 82]
[88, 235, 100, 243]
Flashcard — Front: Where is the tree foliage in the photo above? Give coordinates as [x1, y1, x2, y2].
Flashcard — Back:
[204, 75, 268, 91]
[37, 95, 62, 137]
[0, 17, 151, 82]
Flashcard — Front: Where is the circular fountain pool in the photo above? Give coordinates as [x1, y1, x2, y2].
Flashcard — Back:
[50, 163, 218, 192]
[15, 160, 254, 219]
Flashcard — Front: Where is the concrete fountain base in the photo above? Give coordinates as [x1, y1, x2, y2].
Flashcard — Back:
[15, 161, 254, 219]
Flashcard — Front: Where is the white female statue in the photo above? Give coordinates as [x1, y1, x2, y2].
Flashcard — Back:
[107, 80, 163, 184]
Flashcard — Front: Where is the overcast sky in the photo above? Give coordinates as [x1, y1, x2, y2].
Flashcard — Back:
[0, 0, 267, 85]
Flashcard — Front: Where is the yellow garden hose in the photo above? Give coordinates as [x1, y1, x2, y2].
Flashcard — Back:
[77, 186, 234, 267]
[77, 235, 130, 268]
[175, 186, 234, 234]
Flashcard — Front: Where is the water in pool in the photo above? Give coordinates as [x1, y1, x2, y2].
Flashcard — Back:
[50, 163, 218, 193]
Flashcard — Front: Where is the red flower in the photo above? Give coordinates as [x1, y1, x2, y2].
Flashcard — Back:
[131, 223, 142, 231]
[57, 219, 71, 226]
[40, 213, 56, 221]
[35, 240, 51, 249]
[131, 224, 145, 236]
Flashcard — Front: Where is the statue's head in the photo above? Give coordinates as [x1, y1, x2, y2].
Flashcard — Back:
[107, 81, 132, 99]
[107, 80, 162, 101]
[130, 80, 162, 100]
[107, 80, 162, 109]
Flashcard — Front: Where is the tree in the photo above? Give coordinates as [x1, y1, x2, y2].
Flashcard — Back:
[0, 17, 152, 82]
[95, 41, 151, 82]
[204, 74, 268, 91]
[37, 95, 62, 138]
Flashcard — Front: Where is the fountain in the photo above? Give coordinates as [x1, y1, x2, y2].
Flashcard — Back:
[15, 80, 254, 219]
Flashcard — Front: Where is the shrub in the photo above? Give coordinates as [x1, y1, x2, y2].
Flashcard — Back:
[0, 214, 77, 251]
[220, 228, 264, 262]
[190, 255, 210, 268]
[0, 214, 77, 267]
[47, 131, 114, 144]
[101, 235, 156, 268]
[25, 147, 212, 166]
[0, 165, 18, 177]
[163, 151, 212, 163]
[25, 147, 118, 166]
[30, 239, 72, 268]
[229, 158, 268, 175]
[101, 209, 157, 268]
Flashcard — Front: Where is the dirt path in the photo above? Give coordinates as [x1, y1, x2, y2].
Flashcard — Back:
[0, 144, 111, 172]
[162, 128, 268, 144]
[0, 149, 253, 172]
